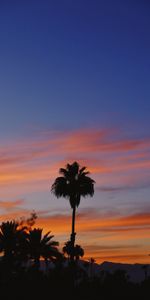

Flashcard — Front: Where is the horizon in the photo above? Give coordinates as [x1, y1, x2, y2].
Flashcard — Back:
[0, 0, 150, 264]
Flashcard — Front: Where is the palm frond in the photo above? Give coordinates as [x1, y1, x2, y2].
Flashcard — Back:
[59, 168, 68, 177]
[51, 177, 69, 198]
[79, 166, 87, 174]
[51, 162, 95, 207]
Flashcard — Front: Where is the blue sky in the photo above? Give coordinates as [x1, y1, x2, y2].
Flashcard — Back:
[0, 0, 150, 137]
[0, 0, 150, 263]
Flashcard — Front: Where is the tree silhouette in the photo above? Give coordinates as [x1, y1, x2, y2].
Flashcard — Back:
[142, 264, 149, 281]
[0, 221, 24, 263]
[63, 240, 84, 260]
[74, 244, 84, 261]
[27, 228, 59, 269]
[0, 220, 28, 276]
[19, 211, 37, 231]
[63, 240, 72, 259]
[89, 257, 96, 278]
[51, 161, 95, 261]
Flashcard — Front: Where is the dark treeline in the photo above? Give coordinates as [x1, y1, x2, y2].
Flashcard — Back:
[0, 215, 149, 300]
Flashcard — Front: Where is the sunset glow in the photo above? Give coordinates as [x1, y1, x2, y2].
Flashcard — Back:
[0, 129, 150, 263]
[0, 1, 150, 265]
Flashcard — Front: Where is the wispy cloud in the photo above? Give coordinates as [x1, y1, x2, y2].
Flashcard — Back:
[0, 199, 24, 211]
[0, 205, 149, 263]
[1, 207, 150, 235]
[0, 128, 150, 263]
[0, 128, 150, 192]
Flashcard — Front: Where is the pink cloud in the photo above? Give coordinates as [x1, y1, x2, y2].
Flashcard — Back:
[0, 128, 149, 199]
[0, 199, 24, 210]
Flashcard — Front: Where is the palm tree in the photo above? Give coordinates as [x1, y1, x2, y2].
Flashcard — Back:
[63, 240, 72, 259]
[63, 241, 84, 261]
[74, 244, 84, 260]
[27, 228, 60, 269]
[0, 220, 28, 272]
[0, 221, 20, 263]
[51, 161, 95, 261]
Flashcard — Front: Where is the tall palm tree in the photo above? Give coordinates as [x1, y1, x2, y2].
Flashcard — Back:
[27, 228, 59, 269]
[51, 161, 95, 261]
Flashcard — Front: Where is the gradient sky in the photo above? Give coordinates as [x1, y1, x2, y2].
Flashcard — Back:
[0, 0, 150, 264]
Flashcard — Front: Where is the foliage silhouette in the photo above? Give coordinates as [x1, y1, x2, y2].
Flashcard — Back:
[0, 217, 149, 300]
[63, 240, 84, 260]
[27, 228, 60, 269]
[19, 211, 37, 231]
[0, 220, 28, 270]
[51, 161, 95, 261]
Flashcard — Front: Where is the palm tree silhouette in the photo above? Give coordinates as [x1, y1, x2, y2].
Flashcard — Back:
[63, 241, 84, 261]
[74, 244, 84, 260]
[63, 240, 72, 259]
[0, 221, 21, 263]
[27, 228, 59, 269]
[0, 220, 29, 275]
[51, 161, 95, 261]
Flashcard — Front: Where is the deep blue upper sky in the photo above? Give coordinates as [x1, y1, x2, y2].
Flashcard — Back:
[0, 0, 150, 138]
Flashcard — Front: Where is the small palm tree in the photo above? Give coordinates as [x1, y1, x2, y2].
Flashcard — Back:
[63, 241, 84, 261]
[0, 221, 19, 263]
[0, 220, 28, 271]
[63, 240, 73, 259]
[51, 161, 95, 261]
[74, 244, 84, 260]
[27, 228, 59, 269]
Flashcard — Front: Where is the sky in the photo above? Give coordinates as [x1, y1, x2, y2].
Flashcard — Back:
[0, 0, 150, 264]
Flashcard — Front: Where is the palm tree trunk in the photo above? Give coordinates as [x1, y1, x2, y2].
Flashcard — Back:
[70, 206, 76, 261]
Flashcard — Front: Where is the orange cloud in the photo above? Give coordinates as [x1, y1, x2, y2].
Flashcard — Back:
[0, 128, 150, 193]
[0, 199, 24, 210]
[0, 207, 149, 263]
[0, 128, 150, 264]
[1, 208, 150, 234]
[36, 210, 150, 263]
[31, 209, 150, 238]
